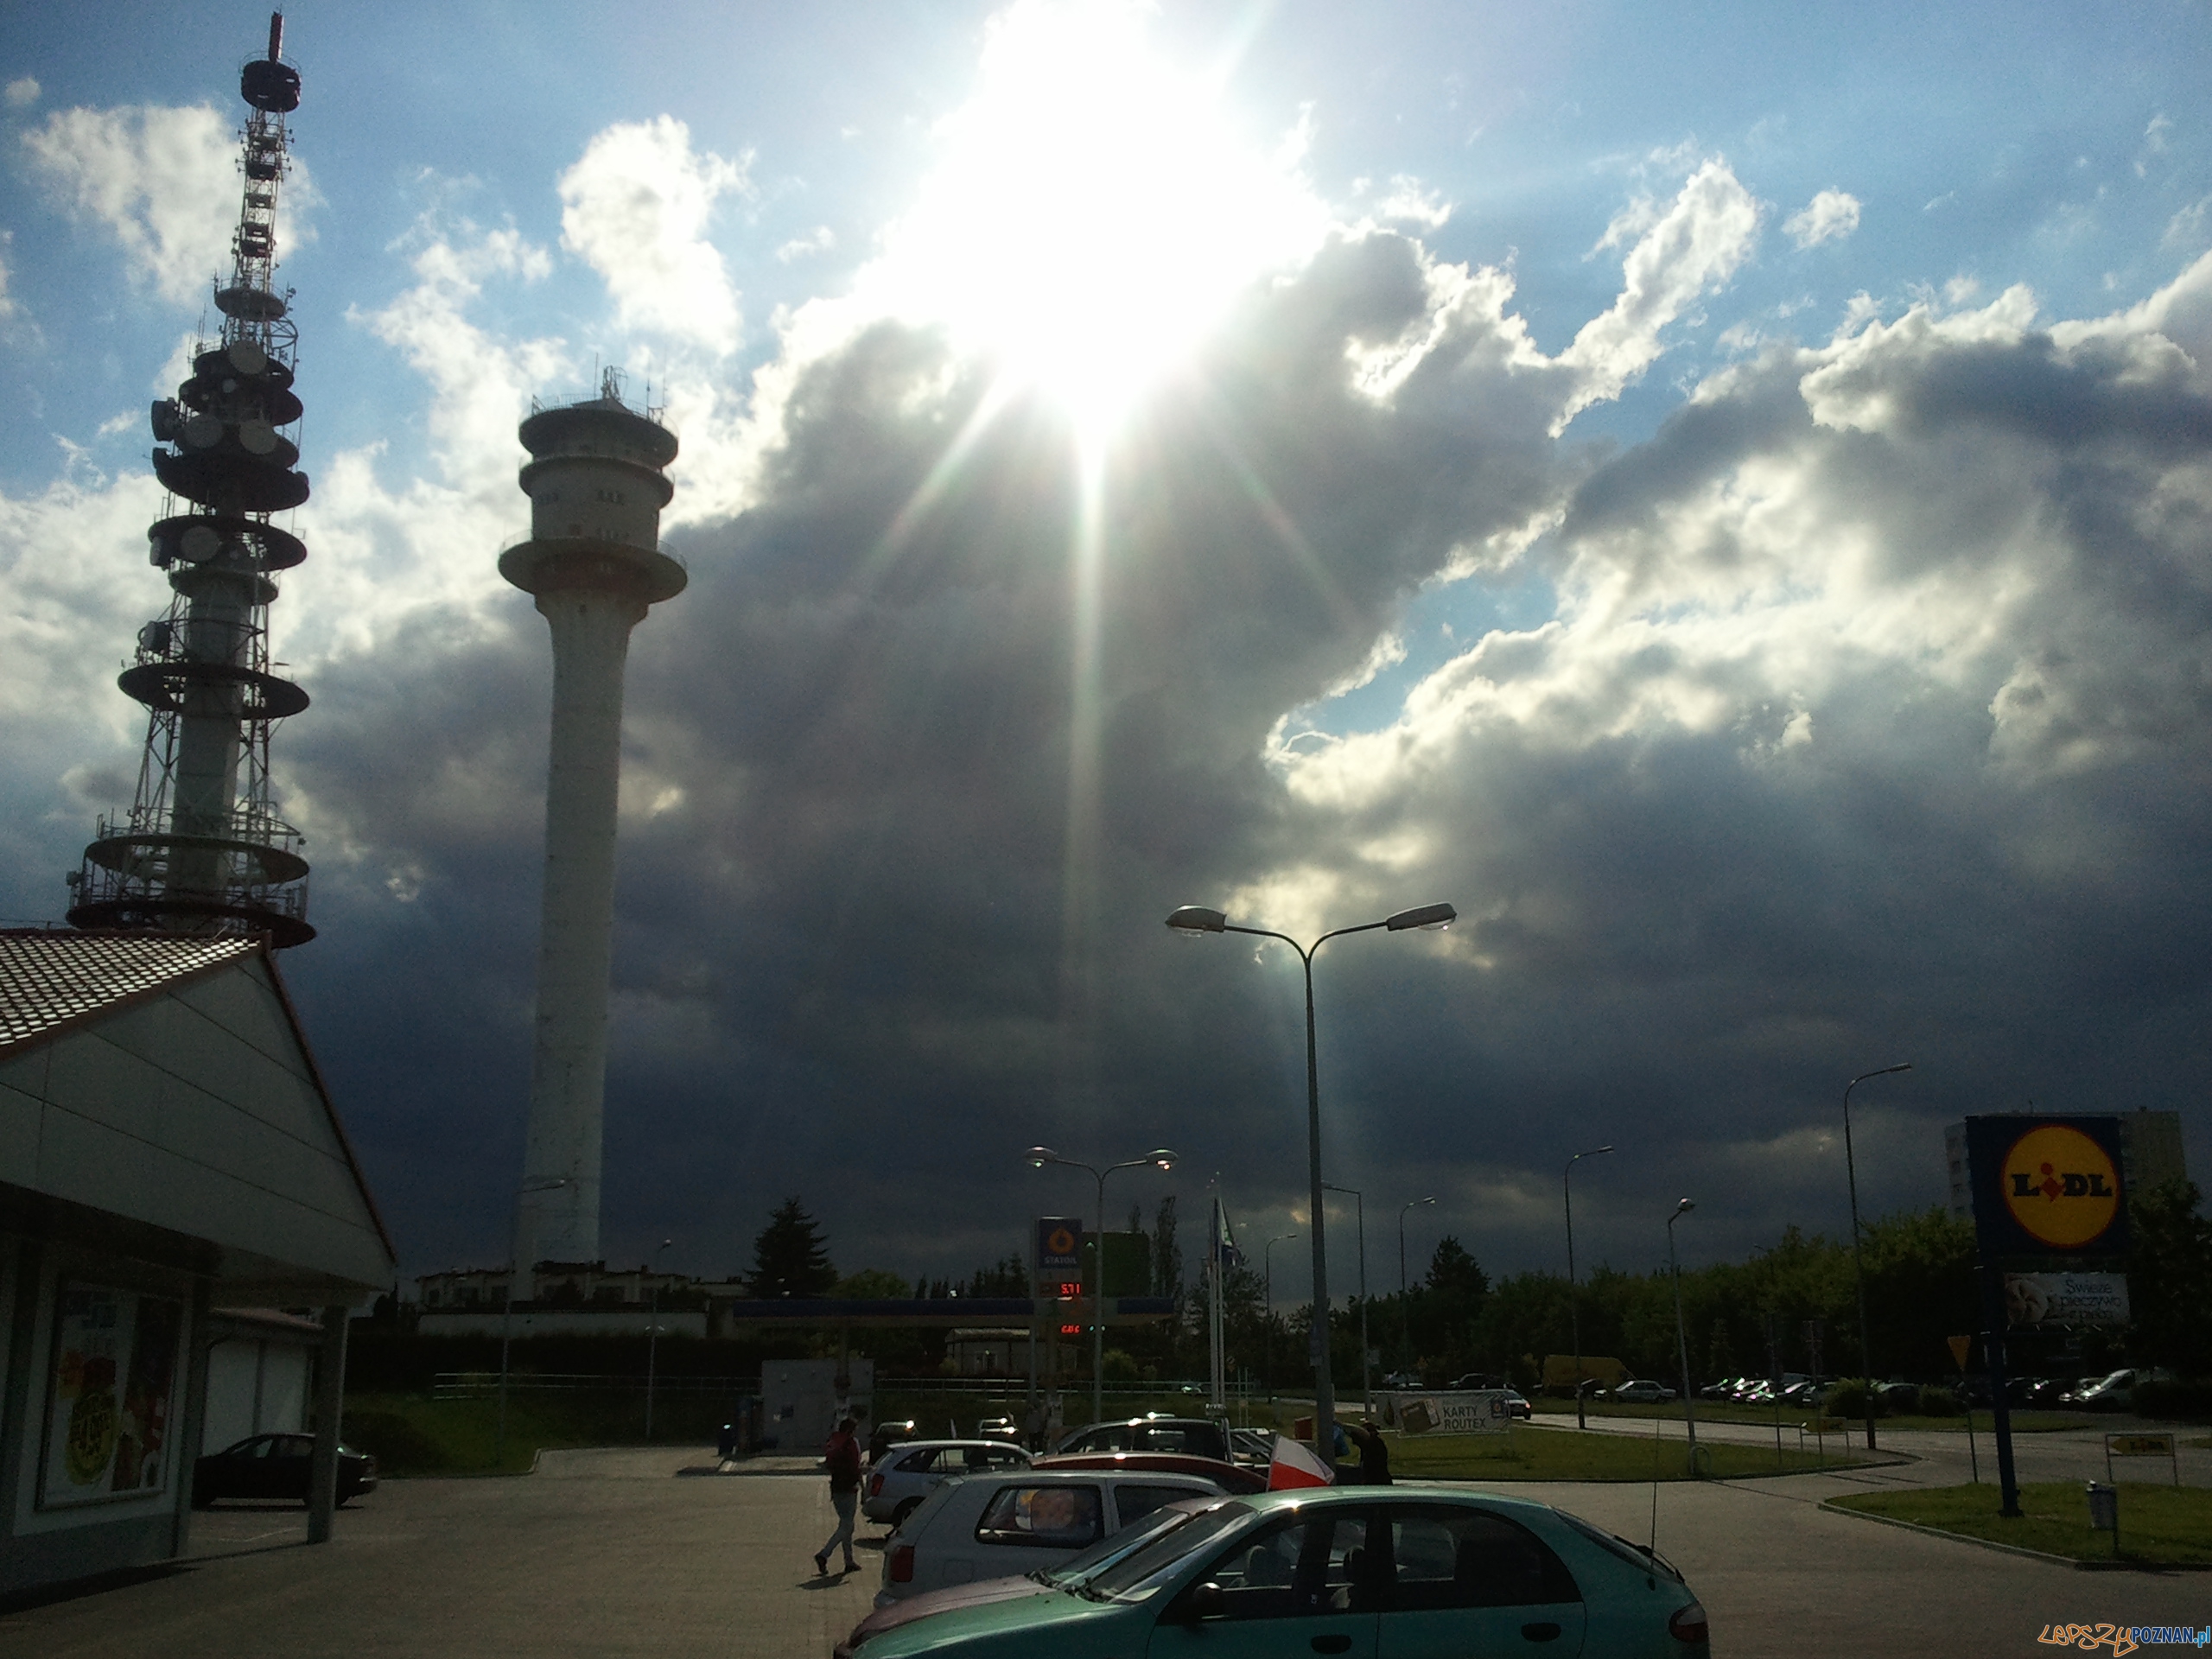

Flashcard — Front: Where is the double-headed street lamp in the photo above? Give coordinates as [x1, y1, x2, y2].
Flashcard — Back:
[1399, 1195, 1437, 1371]
[1025, 1145, 1178, 1427]
[1565, 1146, 1615, 1429]
[1843, 1062, 1911, 1452]
[644, 1236, 674, 1440]
[1322, 1183, 1369, 1414]
[1262, 1231, 1298, 1396]
[1167, 899, 1456, 1466]
[1667, 1198, 1698, 1469]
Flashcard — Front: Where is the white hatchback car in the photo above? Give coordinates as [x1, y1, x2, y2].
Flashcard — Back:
[862, 1440, 1033, 1527]
[876, 1467, 1226, 1606]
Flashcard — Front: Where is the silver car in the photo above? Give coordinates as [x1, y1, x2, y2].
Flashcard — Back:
[862, 1439, 1032, 1526]
[876, 1467, 1225, 1605]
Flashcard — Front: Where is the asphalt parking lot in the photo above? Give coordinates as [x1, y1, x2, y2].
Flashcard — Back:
[0, 1444, 2204, 1658]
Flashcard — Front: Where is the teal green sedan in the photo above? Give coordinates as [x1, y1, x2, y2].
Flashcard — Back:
[837, 1485, 1711, 1657]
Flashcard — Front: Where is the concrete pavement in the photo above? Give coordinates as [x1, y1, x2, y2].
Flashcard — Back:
[1, 1443, 2205, 1658]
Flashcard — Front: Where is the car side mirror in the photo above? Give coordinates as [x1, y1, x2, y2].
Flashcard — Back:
[1182, 1582, 1227, 1621]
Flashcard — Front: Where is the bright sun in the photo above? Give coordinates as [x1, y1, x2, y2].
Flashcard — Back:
[871, 0, 1326, 443]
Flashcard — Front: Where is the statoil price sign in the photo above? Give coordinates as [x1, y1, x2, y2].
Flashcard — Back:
[1963, 1116, 2130, 1262]
[1035, 1217, 1084, 1274]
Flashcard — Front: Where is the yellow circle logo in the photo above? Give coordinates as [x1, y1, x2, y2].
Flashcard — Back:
[1046, 1226, 1077, 1257]
[1999, 1125, 2120, 1249]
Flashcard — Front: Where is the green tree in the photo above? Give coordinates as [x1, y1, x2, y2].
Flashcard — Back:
[2130, 1179, 2212, 1376]
[963, 1254, 1027, 1297]
[830, 1268, 910, 1300]
[749, 1196, 836, 1299]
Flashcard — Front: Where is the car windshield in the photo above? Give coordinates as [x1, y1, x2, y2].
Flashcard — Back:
[1033, 1503, 1192, 1586]
[1077, 1501, 1254, 1601]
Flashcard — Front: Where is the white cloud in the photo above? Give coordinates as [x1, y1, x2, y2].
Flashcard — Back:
[1374, 175, 1451, 230]
[1556, 159, 1761, 429]
[18, 102, 316, 307]
[4, 77, 38, 110]
[775, 226, 836, 263]
[0, 231, 16, 321]
[2166, 194, 2212, 252]
[1783, 188, 1861, 250]
[558, 116, 749, 354]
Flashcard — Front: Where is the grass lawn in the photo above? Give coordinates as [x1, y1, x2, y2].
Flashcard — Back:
[345, 1389, 740, 1476]
[1828, 1481, 2212, 1566]
[1529, 1397, 2091, 1433]
[1382, 1427, 1867, 1483]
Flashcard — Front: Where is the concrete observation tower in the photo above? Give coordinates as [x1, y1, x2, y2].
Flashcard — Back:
[501, 372, 683, 1268]
[67, 14, 315, 947]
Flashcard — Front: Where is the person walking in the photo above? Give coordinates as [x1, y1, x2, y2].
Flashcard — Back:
[813, 1415, 863, 1576]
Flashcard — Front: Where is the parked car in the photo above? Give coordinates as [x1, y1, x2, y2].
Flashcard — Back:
[863, 1440, 1033, 1526]
[868, 1420, 920, 1465]
[1227, 1428, 1276, 1466]
[1381, 1370, 1423, 1389]
[1608, 1379, 1678, 1404]
[192, 1433, 376, 1508]
[1447, 1372, 1505, 1392]
[1501, 1389, 1534, 1421]
[836, 1487, 1712, 1658]
[2066, 1368, 2177, 1411]
[1053, 1416, 1230, 1462]
[874, 1467, 1230, 1605]
[975, 1416, 1021, 1444]
[1032, 1451, 1267, 1495]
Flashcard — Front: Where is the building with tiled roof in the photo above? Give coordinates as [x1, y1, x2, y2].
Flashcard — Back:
[0, 928, 394, 1596]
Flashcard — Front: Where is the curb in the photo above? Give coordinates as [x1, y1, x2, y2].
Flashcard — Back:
[1820, 1499, 2212, 1573]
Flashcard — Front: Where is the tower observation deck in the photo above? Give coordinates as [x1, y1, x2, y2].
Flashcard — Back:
[67, 14, 315, 947]
[504, 371, 683, 1268]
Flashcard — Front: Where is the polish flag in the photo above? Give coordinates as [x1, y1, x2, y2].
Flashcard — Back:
[1268, 1433, 1336, 1491]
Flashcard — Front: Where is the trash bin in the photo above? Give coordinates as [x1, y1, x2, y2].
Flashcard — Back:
[2086, 1482, 2118, 1534]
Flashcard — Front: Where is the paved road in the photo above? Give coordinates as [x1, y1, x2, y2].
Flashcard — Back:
[0, 1446, 2204, 1658]
[1529, 1410, 2212, 1490]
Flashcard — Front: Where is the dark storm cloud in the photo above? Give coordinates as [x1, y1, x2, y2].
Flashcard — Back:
[283, 236, 2211, 1300]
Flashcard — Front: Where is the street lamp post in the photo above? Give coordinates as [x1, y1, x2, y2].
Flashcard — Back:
[1262, 1232, 1298, 1398]
[1398, 1195, 1436, 1374]
[1168, 900, 1455, 1466]
[1565, 1146, 1616, 1430]
[497, 1174, 573, 1470]
[1667, 1198, 1698, 1471]
[644, 1236, 673, 1440]
[1025, 1145, 1178, 1427]
[1843, 1063, 1911, 1453]
[1323, 1184, 1369, 1414]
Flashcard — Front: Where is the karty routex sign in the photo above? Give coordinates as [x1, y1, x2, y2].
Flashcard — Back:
[1963, 1115, 2130, 1262]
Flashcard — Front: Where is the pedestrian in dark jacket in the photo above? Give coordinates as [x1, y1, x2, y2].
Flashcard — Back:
[813, 1417, 863, 1575]
[1339, 1420, 1392, 1484]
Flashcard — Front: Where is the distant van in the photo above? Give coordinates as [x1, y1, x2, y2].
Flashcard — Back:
[1542, 1354, 1629, 1394]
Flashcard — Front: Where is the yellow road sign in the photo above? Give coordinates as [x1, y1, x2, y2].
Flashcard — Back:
[1947, 1334, 1972, 1370]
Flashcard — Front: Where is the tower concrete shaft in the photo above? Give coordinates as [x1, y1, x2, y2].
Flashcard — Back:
[502, 371, 683, 1268]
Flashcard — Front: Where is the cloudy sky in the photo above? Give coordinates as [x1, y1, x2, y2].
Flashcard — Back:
[3, 1, 2209, 1301]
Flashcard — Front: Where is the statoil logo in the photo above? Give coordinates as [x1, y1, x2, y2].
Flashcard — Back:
[2001, 1124, 2121, 1249]
[1045, 1224, 1078, 1258]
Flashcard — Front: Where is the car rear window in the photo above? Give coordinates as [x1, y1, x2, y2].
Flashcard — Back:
[976, 1484, 1104, 1548]
[1557, 1510, 1681, 1583]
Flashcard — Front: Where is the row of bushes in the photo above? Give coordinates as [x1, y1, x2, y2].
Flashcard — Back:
[1821, 1380, 1962, 1418]
[2133, 1381, 2212, 1422]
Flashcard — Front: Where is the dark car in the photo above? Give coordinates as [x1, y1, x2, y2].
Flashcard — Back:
[192, 1433, 376, 1508]
[1031, 1451, 1268, 1495]
[1053, 1417, 1230, 1463]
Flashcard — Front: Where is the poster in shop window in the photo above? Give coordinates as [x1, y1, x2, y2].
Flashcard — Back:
[38, 1283, 184, 1509]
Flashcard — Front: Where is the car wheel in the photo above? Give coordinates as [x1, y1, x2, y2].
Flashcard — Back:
[893, 1497, 922, 1527]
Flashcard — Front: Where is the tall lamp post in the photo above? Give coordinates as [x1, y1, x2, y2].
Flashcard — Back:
[1323, 1183, 1369, 1414]
[1398, 1195, 1437, 1373]
[1565, 1146, 1615, 1430]
[1167, 900, 1456, 1466]
[497, 1173, 573, 1470]
[1262, 1231, 1298, 1398]
[1667, 1198, 1698, 1471]
[1843, 1062, 1911, 1452]
[644, 1236, 673, 1440]
[1025, 1145, 1178, 1427]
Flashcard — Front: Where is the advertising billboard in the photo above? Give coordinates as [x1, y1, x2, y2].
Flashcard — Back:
[1963, 1115, 2131, 1262]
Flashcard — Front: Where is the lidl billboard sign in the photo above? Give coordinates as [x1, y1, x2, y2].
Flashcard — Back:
[1965, 1116, 2129, 1261]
